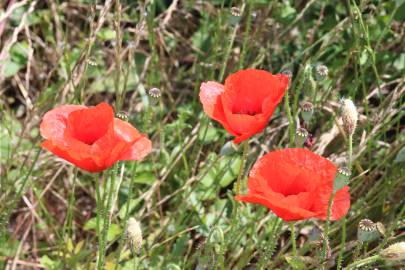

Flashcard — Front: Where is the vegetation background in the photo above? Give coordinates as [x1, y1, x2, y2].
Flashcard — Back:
[0, 0, 404, 269]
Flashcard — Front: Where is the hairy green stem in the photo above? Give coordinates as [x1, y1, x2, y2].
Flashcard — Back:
[236, 141, 249, 195]
[284, 87, 295, 147]
[290, 223, 297, 257]
[345, 255, 380, 270]
[322, 192, 335, 260]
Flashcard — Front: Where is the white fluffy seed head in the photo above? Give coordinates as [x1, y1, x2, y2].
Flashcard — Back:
[127, 217, 142, 253]
[341, 99, 358, 135]
[380, 242, 405, 261]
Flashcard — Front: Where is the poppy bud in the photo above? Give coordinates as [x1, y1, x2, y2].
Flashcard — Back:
[376, 222, 386, 236]
[220, 140, 239, 156]
[148, 88, 161, 98]
[380, 242, 405, 261]
[295, 128, 308, 147]
[341, 99, 358, 136]
[301, 102, 314, 123]
[126, 217, 142, 254]
[333, 167, 351, 192]
[315, 64, 328, 81]
[357, 219, 380, 242]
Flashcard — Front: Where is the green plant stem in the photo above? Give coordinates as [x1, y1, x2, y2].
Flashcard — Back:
[336, 134, 353, 269]
[235, 141, 249, 195]
[284, 87, 295, 147]
[290, 223, 297, 257]
[345, 255, 380, 270]
[96, 169, 117, 270]
[322, 191, 335, 260]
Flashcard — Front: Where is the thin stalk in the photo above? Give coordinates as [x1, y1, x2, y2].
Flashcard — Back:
[345, 255, 380, 270]
[97, 168, 117, 270]
[284, 87, 295, 147]
[322, 192, 335, 260]
[235, 141, 249, 195]
[290, 223, 297, 257]
[63, 168, 78, 239]
[114, 163, 137, 269]
[336, 134, 353, 269]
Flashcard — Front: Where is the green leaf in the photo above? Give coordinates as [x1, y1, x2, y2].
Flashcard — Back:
[3, 60, 23, 78]
[133, 172, 156, 185]
[394, 147, 405, 163]
[97, 29, 116, 40]
[285, 256, 306, 269]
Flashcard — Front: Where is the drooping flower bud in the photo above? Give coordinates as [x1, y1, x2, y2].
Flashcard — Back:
[126, 217, 143, 254]
[357, 219, 380, 242]
[341, 99, 358, 136]
[301, 102, 314, 123]
[220, 140, 239, 156]
[380, 242, 405, 261]
[333, 167, 351, 192]
[295, 128, 309, 147]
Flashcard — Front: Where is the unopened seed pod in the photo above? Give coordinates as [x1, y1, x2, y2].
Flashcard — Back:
[341, 99, 358, 136]
[380, 242, 405, 261]
[357, 219, 380, 242]
[295, 128, 309, 147]
[333, 167, 351, 192]
[301, 102, 314, 123]
[220, 140, 239, 156]
[315, 64, 328, 81]
[148, 87, 161, 98]
[126, 217, 142, 254]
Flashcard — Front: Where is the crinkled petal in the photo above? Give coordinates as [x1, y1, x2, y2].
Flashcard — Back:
[40, 105, 86, 140]
[236, 193, 317, 221]
[314, 186, 351, 220]
[42, 140, 103, 172]
[66, 102, 114, 145]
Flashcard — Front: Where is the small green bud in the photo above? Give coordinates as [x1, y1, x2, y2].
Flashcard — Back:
[301, 102, 314, 123]
[295, 128, 308, 147]
[220, 141, 239, 156]
[357, 219, 380, 242]
[333, 167, 351, 192]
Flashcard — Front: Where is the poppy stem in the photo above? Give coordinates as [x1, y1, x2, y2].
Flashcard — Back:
[236, 141, 249, 195]
[284, 86, 295, 147]
[336, 134, 353, 269]
[290, 223, 297, 257]
[322, 191, 335, 261]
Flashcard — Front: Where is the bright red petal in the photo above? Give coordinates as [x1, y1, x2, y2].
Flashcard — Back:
[66, 102, 114, 145]
[113, 119, 152, 161]
[42, 140, 103, 172]
[314, 186, 351, 220]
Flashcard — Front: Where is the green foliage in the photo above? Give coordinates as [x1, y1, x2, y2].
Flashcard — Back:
[0, 0, 404, 269]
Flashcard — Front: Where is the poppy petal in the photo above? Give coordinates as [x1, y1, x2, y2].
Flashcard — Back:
[40, 105, 86, 140]
[314, 186, 351, 221]
[66, 102, 114, 145]
[42, 140, 102, 172]
[113, 119, 152, 161]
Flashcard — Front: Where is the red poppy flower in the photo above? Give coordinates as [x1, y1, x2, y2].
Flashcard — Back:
[40, 102, 152, 172]
[199, 69, 289, 143]
[236, 148, 350, 221]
